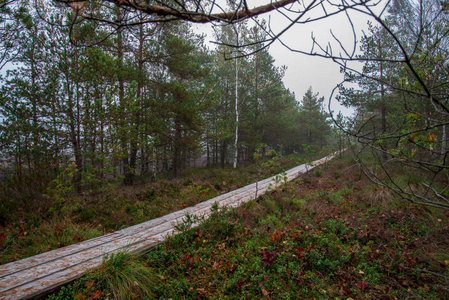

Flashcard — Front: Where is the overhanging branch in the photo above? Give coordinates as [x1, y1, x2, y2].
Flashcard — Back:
[57, 0, 298, 23]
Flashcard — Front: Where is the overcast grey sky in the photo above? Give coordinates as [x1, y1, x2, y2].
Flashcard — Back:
[268, 8, 372, 117]
[197, 0, 388, 117]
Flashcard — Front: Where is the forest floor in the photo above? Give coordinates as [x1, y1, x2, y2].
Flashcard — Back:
[48, 154, 449, 299]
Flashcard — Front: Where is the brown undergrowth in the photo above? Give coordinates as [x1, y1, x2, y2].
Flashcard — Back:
[50, 154, 449, 299]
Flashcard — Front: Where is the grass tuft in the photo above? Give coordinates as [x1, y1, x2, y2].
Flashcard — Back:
[49, 252, 158, 300]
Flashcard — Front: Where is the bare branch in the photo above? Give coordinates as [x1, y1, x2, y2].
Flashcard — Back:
[56, 0, 298, 23]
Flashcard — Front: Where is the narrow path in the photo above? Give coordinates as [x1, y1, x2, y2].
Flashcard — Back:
[0, 154, 336, 299]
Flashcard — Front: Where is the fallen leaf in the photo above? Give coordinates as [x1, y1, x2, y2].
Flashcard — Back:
[197, 288, 208, 296]
[74, 291, 86, 300]
[270, 230, 282, 243]
[354, 281, 369, 291]
[181, 253, 193, 264]
[262, 250, 277, 267]
[91, 290, 103, 299]
[85, 280, 95, 290]
[294, 247, 305, 260]
[262, 288, 270, 297]
[236, 280, 245, 289]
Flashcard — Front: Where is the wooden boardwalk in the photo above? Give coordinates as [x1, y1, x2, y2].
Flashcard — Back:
[0, 154, 335, 299]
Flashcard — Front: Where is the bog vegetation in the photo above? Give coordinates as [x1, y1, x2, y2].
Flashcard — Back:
[49, 155, 449, 299]
[0, 152, 315, 264]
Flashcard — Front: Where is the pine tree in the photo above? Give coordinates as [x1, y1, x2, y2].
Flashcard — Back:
[298, 87, 330, 150]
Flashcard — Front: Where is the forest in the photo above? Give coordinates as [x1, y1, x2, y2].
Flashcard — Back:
[0, 1, 330, 193]
[1, 0, 449, 298]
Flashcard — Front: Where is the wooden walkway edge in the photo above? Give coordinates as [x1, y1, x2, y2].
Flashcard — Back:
[0, 154, 336, 299]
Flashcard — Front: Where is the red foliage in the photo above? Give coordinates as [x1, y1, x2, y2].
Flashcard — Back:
[262, 250, 277, 267]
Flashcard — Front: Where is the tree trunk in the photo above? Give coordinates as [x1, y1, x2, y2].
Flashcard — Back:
[233, 52, 239, 169]
[173, 117, 182, 177]
[152, 144, 157, 180]
[442, 123, 447, 156]
[116, 25, 133, 186]
[220, 140, 227, 169]
[64, 49, 83, 193]
[206, 133, 210, 167]
[380, 58, 387, 162]
[30, 37, 39, 171]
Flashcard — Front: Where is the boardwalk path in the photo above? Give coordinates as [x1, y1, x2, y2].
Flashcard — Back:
[0, 154, 336, 299]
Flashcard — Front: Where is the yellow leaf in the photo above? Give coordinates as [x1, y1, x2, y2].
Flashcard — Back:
[74, 291, 86, 300]
[91, 290, 103, 299]
[85, 280, 95, 290]
[262, 288, 270, 296]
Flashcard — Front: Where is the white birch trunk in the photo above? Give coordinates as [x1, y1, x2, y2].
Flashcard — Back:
[233, 46, 239, 169]
[233, 25, 239, 169]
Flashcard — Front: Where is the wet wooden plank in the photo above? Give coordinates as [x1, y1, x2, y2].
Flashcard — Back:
[0, 154, 336, 299]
